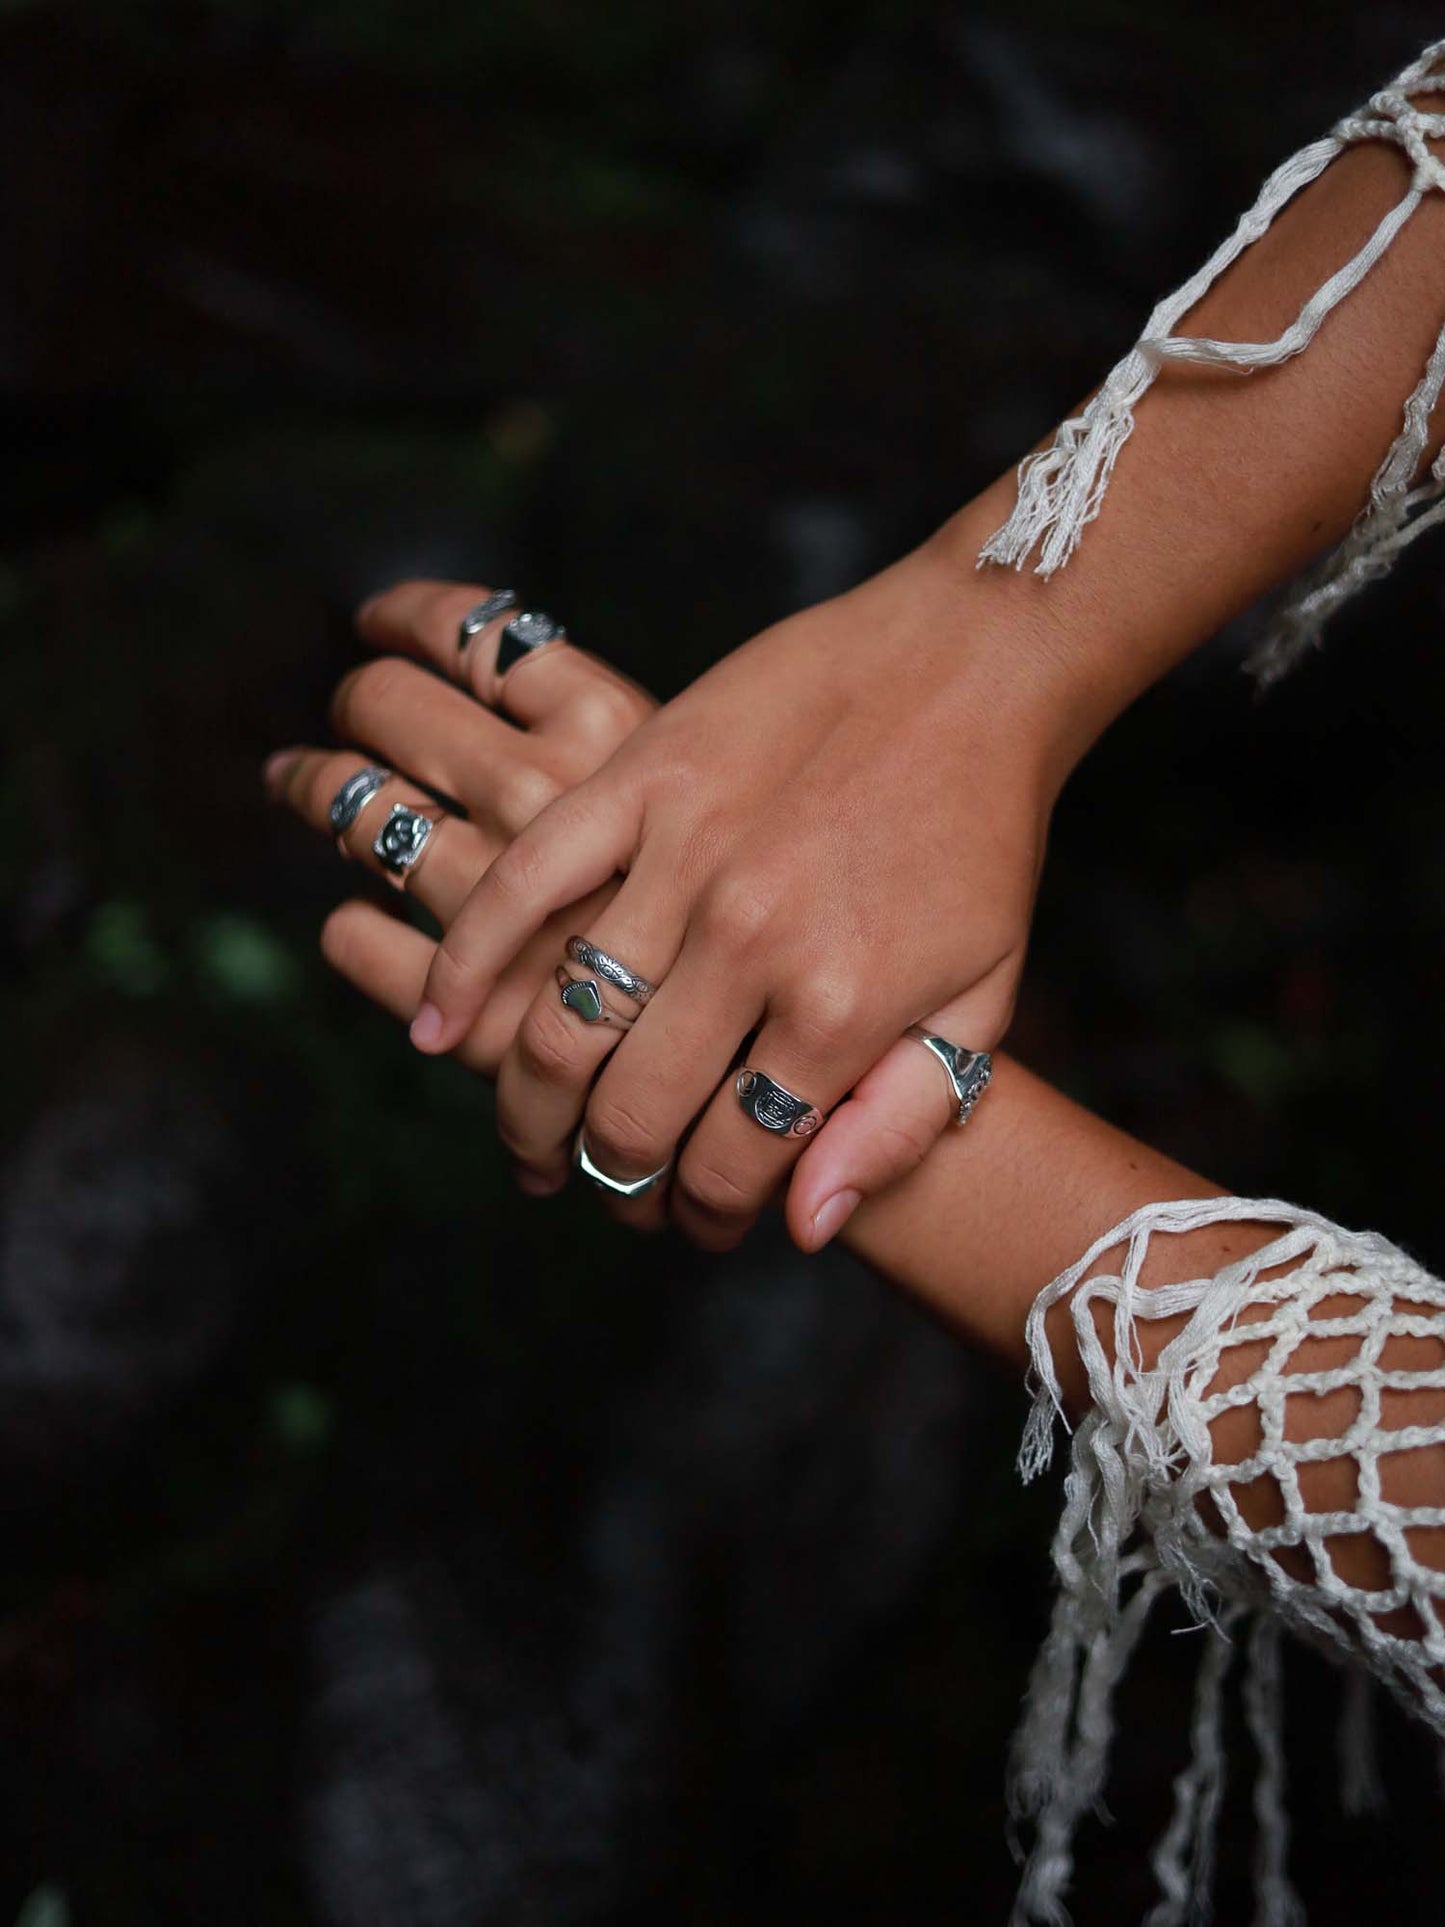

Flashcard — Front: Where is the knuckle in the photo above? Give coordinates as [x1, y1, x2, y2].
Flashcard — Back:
[869, 1114, 936, 1174]
[585, 1094, 668, 1177]
[571, 683, 648, 743]
[333, 654, 411, 732]
[487, 834, 548, 908]
[514, 1004, 584, 1089]
[496, 764, 562, 831]
[697, 869, 782, 954]
[426, 932, 479, 1005]
[677, 1154, 755, 1219]
[781, 972, 869, 1061]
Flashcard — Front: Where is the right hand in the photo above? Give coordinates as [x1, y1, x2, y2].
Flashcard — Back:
[393, 522, 1092, 1253]
[262, 572, 1065, 1248]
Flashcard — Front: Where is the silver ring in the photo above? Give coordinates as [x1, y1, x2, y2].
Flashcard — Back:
[564, 936, 656, 1007]
[555, 966, 635, 1030]
[575, 1129, 671, 1198]
[373, 803, 439, 888]
[904, 1027, 993, 1127]
[329, 764, 391, 837]
[735, 1068, 823, 1138]
[497, 609, 567, 677]
[457, 588, 518, 652]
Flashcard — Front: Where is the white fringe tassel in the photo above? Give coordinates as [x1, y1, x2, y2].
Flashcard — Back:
[977, 41, 1445, 682]
[1009, 1194, 1445, 1924]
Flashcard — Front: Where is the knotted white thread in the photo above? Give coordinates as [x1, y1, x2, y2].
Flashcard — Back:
[978, 42, 1445, 681]
[1012, 1195, 1445, 1924]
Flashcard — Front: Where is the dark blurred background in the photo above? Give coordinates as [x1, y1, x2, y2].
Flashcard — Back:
[5, 4, 1445, 1923]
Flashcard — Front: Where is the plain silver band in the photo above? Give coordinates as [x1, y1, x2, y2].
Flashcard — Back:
[904, 1026, 993, 1127]
[329, 764, 391, 844]
[457, 588, 518, 652]
[575, 1129, 670, 1198]
[735, 1068, 823, 1139]
[564, 935, 656, 1007]
[555, 966, 636, 1030]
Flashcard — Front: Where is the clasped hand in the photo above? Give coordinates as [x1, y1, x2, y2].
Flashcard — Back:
[270, 532, 1082, 1251]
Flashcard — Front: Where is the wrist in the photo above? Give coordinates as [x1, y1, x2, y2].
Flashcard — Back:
[918, 468, 1215, 783]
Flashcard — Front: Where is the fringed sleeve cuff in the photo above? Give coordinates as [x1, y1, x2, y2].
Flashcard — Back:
[977, 41, 1445, 686]
[1011, 1196, 1445, 1926]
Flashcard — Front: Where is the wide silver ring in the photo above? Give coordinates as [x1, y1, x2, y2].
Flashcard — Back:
[904, 1026, 993, 1127]
[555, 966, 635, 1030]
[735, 1068, 823, 1138]
[329, 764, 391, 838]
[575, 1129, 671, 1198]
[373, 803, 439, 888]
[564, 936, 656, 1007]
[457, 588, 518, 652]
[497, 609, 567, 677]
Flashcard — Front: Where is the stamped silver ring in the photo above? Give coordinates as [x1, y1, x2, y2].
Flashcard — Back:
[329, 764, 391, 838]
[497, 609, 567, 677]
[904, 1027, 993, 1127]
[457, 588, 518, 652]
[735, 1068, 824, 1139]
[564, 936, 656, 1008]
[575, 1129, 671, 1199]
[373, 802, 440, 888]
[555, 966, 636, 1030]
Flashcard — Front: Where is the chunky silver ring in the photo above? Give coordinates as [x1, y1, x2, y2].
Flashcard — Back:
[564, 936, 656, 1007]
[373, 803, 439, 888]
[497, 609, 567, 677]
[457, 588, 518, 652]
[555, 966, 635, 1030]
[329, 764, 391, 838]
[575, 1129, 671, 1198]
[904, 1027, 993, 1127]
[735, 1068, 823, 1138]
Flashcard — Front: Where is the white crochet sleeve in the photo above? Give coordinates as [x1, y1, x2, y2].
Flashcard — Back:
[1012, 1196, 1445, 1927]
[978, 41, 1445, 684]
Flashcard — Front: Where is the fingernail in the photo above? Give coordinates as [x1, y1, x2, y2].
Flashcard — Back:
[263, 748, 300, 792]
[410, 1002, 444, 1050]
[810, 1188, 861, 1250]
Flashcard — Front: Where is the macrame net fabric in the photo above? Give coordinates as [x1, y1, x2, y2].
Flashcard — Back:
[1012, 1197, 1445, 1926]
[977, 39, 1445, 684]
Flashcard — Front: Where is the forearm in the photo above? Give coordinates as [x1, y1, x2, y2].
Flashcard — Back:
[837, 1057, 1270, 1412]
[926, 89, 1445, 772]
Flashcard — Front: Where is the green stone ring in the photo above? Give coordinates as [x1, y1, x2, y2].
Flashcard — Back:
[555, 966, 635, 1030]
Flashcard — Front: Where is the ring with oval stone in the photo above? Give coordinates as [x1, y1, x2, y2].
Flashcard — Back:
[555, 965, 636, 1030]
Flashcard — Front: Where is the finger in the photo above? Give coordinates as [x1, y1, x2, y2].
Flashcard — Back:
[574, 931, 766, 1232]
[785, 974, 1014, 1255]
[411, 777, 640, 1054]
[328, 657, 564, 834]
[267, 747, 500, 923]
[494, 860, 693, 1200]
[665, 994, 895, 1254]
[355, 578, 652, 750]
[320, 873, 624, 1068]
[317, 900, 504, 1077]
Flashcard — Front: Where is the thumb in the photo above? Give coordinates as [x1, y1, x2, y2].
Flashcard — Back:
[784, 976, 1007, 1254]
